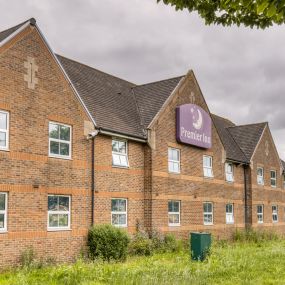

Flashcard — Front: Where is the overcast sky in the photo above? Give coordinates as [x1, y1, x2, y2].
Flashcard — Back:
[1, 0, 285, 159]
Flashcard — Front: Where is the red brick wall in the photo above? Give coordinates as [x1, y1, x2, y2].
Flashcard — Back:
[94, 135, 145, 233]
[149, 73, 245, 239]
[251, 126, 285, 233]
[0, 25, 93, 267]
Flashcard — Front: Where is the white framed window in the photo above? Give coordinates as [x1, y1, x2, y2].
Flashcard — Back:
[257, 205, 264, 224]
[49, 122, 71, 159]
[112, 139, 129, 167]
[111, 198, 127, 227]
[226, 203, 234, 224]
[257, 167, 264, 185]
[272, 205, 278, 223]
[0, 111, 9, 150]
[48, 195, 71, 231]
[225, 162, 234, 182]
[168, 148, 180, 174]
[203, 155, 213, 177]
[270, 170, 277, 188]
[203, 202, 213, 225]
[168, 200, 180, 226]
[0, 193, 7, 232]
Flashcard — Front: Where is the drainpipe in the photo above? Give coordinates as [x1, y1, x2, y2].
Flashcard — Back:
[243, 165, 248, 228]
[87, 130, 99, 226]
[243, 164, 251, 230]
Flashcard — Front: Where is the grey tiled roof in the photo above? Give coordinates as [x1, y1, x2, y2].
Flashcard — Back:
[56, 55, 146, 138]
[0, 18, 34, 43]
[57, 55, 183, 138]
[228, 123, 267, 161]
[133, 76, 183, 128]
[211, 114, 248, 163]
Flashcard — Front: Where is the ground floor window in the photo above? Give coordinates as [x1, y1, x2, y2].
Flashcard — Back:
[48, 195, 71, 230]
[257, 205, 263, 223]
[203, 202, 213, 225]
[111, 198, 127, 227]
[226, 203, 234, 224]
[272, 205, 278, 223]
[0, 192, 7, 232]
[168, 200, 180, 226]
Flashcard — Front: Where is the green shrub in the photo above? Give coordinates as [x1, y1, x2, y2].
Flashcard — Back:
[164, 234, 183, 253]
[88, 224, 130, 262]
[20, 247, 36, 268]
[129, 230, 183, 256]
[129, 231, 153, 256]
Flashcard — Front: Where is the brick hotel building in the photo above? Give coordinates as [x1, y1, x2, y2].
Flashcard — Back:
[0, 18, 285, 267]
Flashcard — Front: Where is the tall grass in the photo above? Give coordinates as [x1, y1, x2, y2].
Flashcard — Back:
[1, 239, 285, 284]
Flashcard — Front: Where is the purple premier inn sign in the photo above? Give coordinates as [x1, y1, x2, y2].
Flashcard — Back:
[176, 104, 212, 148]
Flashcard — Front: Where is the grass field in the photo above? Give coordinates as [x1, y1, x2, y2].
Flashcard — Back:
[1, 240, 285, 285]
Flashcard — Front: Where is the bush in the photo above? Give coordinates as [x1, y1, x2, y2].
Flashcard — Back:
[129, 229, 184, 256]
[164, 234, 183, 252]
[88, 224, 130, 262]
[128, 231, 153, 256]
[20, 247, 36, 268]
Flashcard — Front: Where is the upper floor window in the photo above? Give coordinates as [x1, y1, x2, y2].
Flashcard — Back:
[270, 170, 277, 188]
[225, 162, 234, 182]
[272, 205, 278, 223]
[0, 111, 9, 150]
[226, 203, 234, 224]
[203, 155, 213, 177]
[257, 167, 264, 185]
[257, 204, 263, 223]
[168, 200, 180, 226]
[168, 148, 180, 174]
[111, 198, 127, 227]
[48, 195, 71, 231]
[49, 122, 71, 159]
[112, 139, 128, 167]
[203, 202, 213, 225]
[0, 193, 7, 232]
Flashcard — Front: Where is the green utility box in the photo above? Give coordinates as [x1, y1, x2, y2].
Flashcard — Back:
[190, 232, 211, 261]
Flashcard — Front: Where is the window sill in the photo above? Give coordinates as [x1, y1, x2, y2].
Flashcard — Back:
[112, 225, 128, 228]
[112, 165, 129, 169]
[169, 171, 181, 175]
[0, 230, 7, 234]
[168, 224, 180, 227]
[47, 228, 71, 232]
[226, 180, 234, 184]
[204, 176, 214, 179]
[48, 155, 72, 161]
[204, 223, 213, 226]
[257, 222, 264, 224]
[226, 222, 234, 225]
[0, 148, 9, 152]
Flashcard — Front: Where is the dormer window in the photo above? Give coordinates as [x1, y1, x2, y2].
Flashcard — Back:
[203, 155, 213, 177]
[225, 162, 234, 182]
[112, 139, 128, 167]
[257, 167, 264, 185]
[270, 170, 277, 188]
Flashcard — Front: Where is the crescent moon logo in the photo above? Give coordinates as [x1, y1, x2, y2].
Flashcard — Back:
[192, 109, 203, 130]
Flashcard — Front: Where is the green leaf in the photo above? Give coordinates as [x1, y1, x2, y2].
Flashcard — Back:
[257, 1, 269, 14]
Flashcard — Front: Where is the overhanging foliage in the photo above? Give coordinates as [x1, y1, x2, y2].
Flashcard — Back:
[157, 0, 285, 28]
